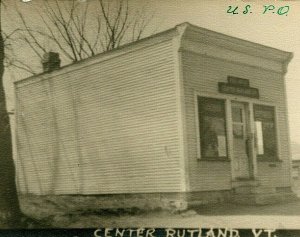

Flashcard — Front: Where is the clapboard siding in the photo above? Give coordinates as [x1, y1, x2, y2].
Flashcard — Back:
[15, 40, 183, 195]
[16, 81, 52, 194]
[181, 50, 291, 191]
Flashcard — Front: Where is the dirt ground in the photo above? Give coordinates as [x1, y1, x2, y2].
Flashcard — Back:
[21, 200, 300, 229]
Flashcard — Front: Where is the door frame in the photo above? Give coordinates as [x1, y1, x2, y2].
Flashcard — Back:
[230, 101, 254, 180]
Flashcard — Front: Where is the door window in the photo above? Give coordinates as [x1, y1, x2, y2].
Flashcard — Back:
[232, 105, 245, 139]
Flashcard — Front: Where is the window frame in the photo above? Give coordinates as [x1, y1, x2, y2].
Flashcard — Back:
[253, 103, 280, 161]
[194, 91, 281, 162]
[196, 95, 229, 161]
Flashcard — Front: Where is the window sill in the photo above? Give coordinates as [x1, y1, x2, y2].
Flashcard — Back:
[197, 157, 230, 162]
[257, 158, 282, 162]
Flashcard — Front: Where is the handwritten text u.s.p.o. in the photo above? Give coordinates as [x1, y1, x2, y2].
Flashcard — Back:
[227, 5, 290, 16]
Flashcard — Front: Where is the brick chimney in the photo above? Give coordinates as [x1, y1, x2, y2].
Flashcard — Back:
[42, 52, 61, 72]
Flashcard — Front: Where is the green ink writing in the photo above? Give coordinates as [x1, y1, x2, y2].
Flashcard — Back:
[226, 5, 290, 16]
[227, 6, 239, 15]
[277, 6, 289, 15]
[227, 5, 252, 15]
[243, 5, 251, 14]
[263, 5, 275, 14]
[263, 5, 289, 16]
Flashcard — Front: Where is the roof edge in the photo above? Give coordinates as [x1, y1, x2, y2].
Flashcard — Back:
[15, 22, 293, 84]
[14, 25, 180, 84]
[181, 22, 292, 63]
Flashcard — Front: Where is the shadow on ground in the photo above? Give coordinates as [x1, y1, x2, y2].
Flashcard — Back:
[193, 200, 300, 216]
[14, 199, 300, 228]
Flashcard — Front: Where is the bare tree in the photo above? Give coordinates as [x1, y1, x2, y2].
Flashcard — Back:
[0, 0, 155, 227]
[7, 0, 155, 74]
[0, 0, 22, 228]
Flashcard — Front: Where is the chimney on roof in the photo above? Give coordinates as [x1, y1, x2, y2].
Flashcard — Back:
[42, 52, 61, 72]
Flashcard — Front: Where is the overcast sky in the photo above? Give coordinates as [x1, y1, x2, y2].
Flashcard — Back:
[5, 0, 300, 144]
[143, 0, 300, 144]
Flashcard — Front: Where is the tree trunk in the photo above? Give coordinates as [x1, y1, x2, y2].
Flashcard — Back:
[0, 1, 22, 228]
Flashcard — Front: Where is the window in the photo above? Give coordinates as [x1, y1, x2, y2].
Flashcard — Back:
[292, 166, 299, 179]
[232, 105, 245, 139]
[254, 104, 277, 160]
[198, 96, 228, 159]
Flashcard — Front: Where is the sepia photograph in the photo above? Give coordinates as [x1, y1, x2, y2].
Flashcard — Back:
[1, 0, 300, 234]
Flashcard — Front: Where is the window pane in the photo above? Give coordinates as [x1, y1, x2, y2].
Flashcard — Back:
[254, 105, 275, 121]
[262, 121, 276, 157]
[255, 121, 264, 155]
[292, 168, 299, 179]
[232, 107, 243, 122]
[254, 105, 277, 158]
[198, 97, 227, 158]
[233, 124, 244, 138]
[199, 97, 225, 117]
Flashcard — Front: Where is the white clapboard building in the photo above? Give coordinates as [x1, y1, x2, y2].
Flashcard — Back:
[14, 22, 296, 210]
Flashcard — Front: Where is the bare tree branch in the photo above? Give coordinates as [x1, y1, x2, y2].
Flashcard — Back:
[5, 57, 36, 75]
[16, 10, 46, 59]
[6, 0, 156, 75]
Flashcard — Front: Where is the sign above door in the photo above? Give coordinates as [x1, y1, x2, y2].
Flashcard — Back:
[218, 76, 259, 99]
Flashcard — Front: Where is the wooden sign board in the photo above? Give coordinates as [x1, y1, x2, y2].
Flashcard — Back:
[218, 82, 259, 99]
[227, 76, 250, 87]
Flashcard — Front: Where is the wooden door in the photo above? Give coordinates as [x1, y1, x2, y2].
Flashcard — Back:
[231, 102, 250, 179]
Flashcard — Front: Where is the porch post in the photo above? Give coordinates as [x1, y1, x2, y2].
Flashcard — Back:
[248, 102, 258, 179]
[225, 99, 235, 181]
